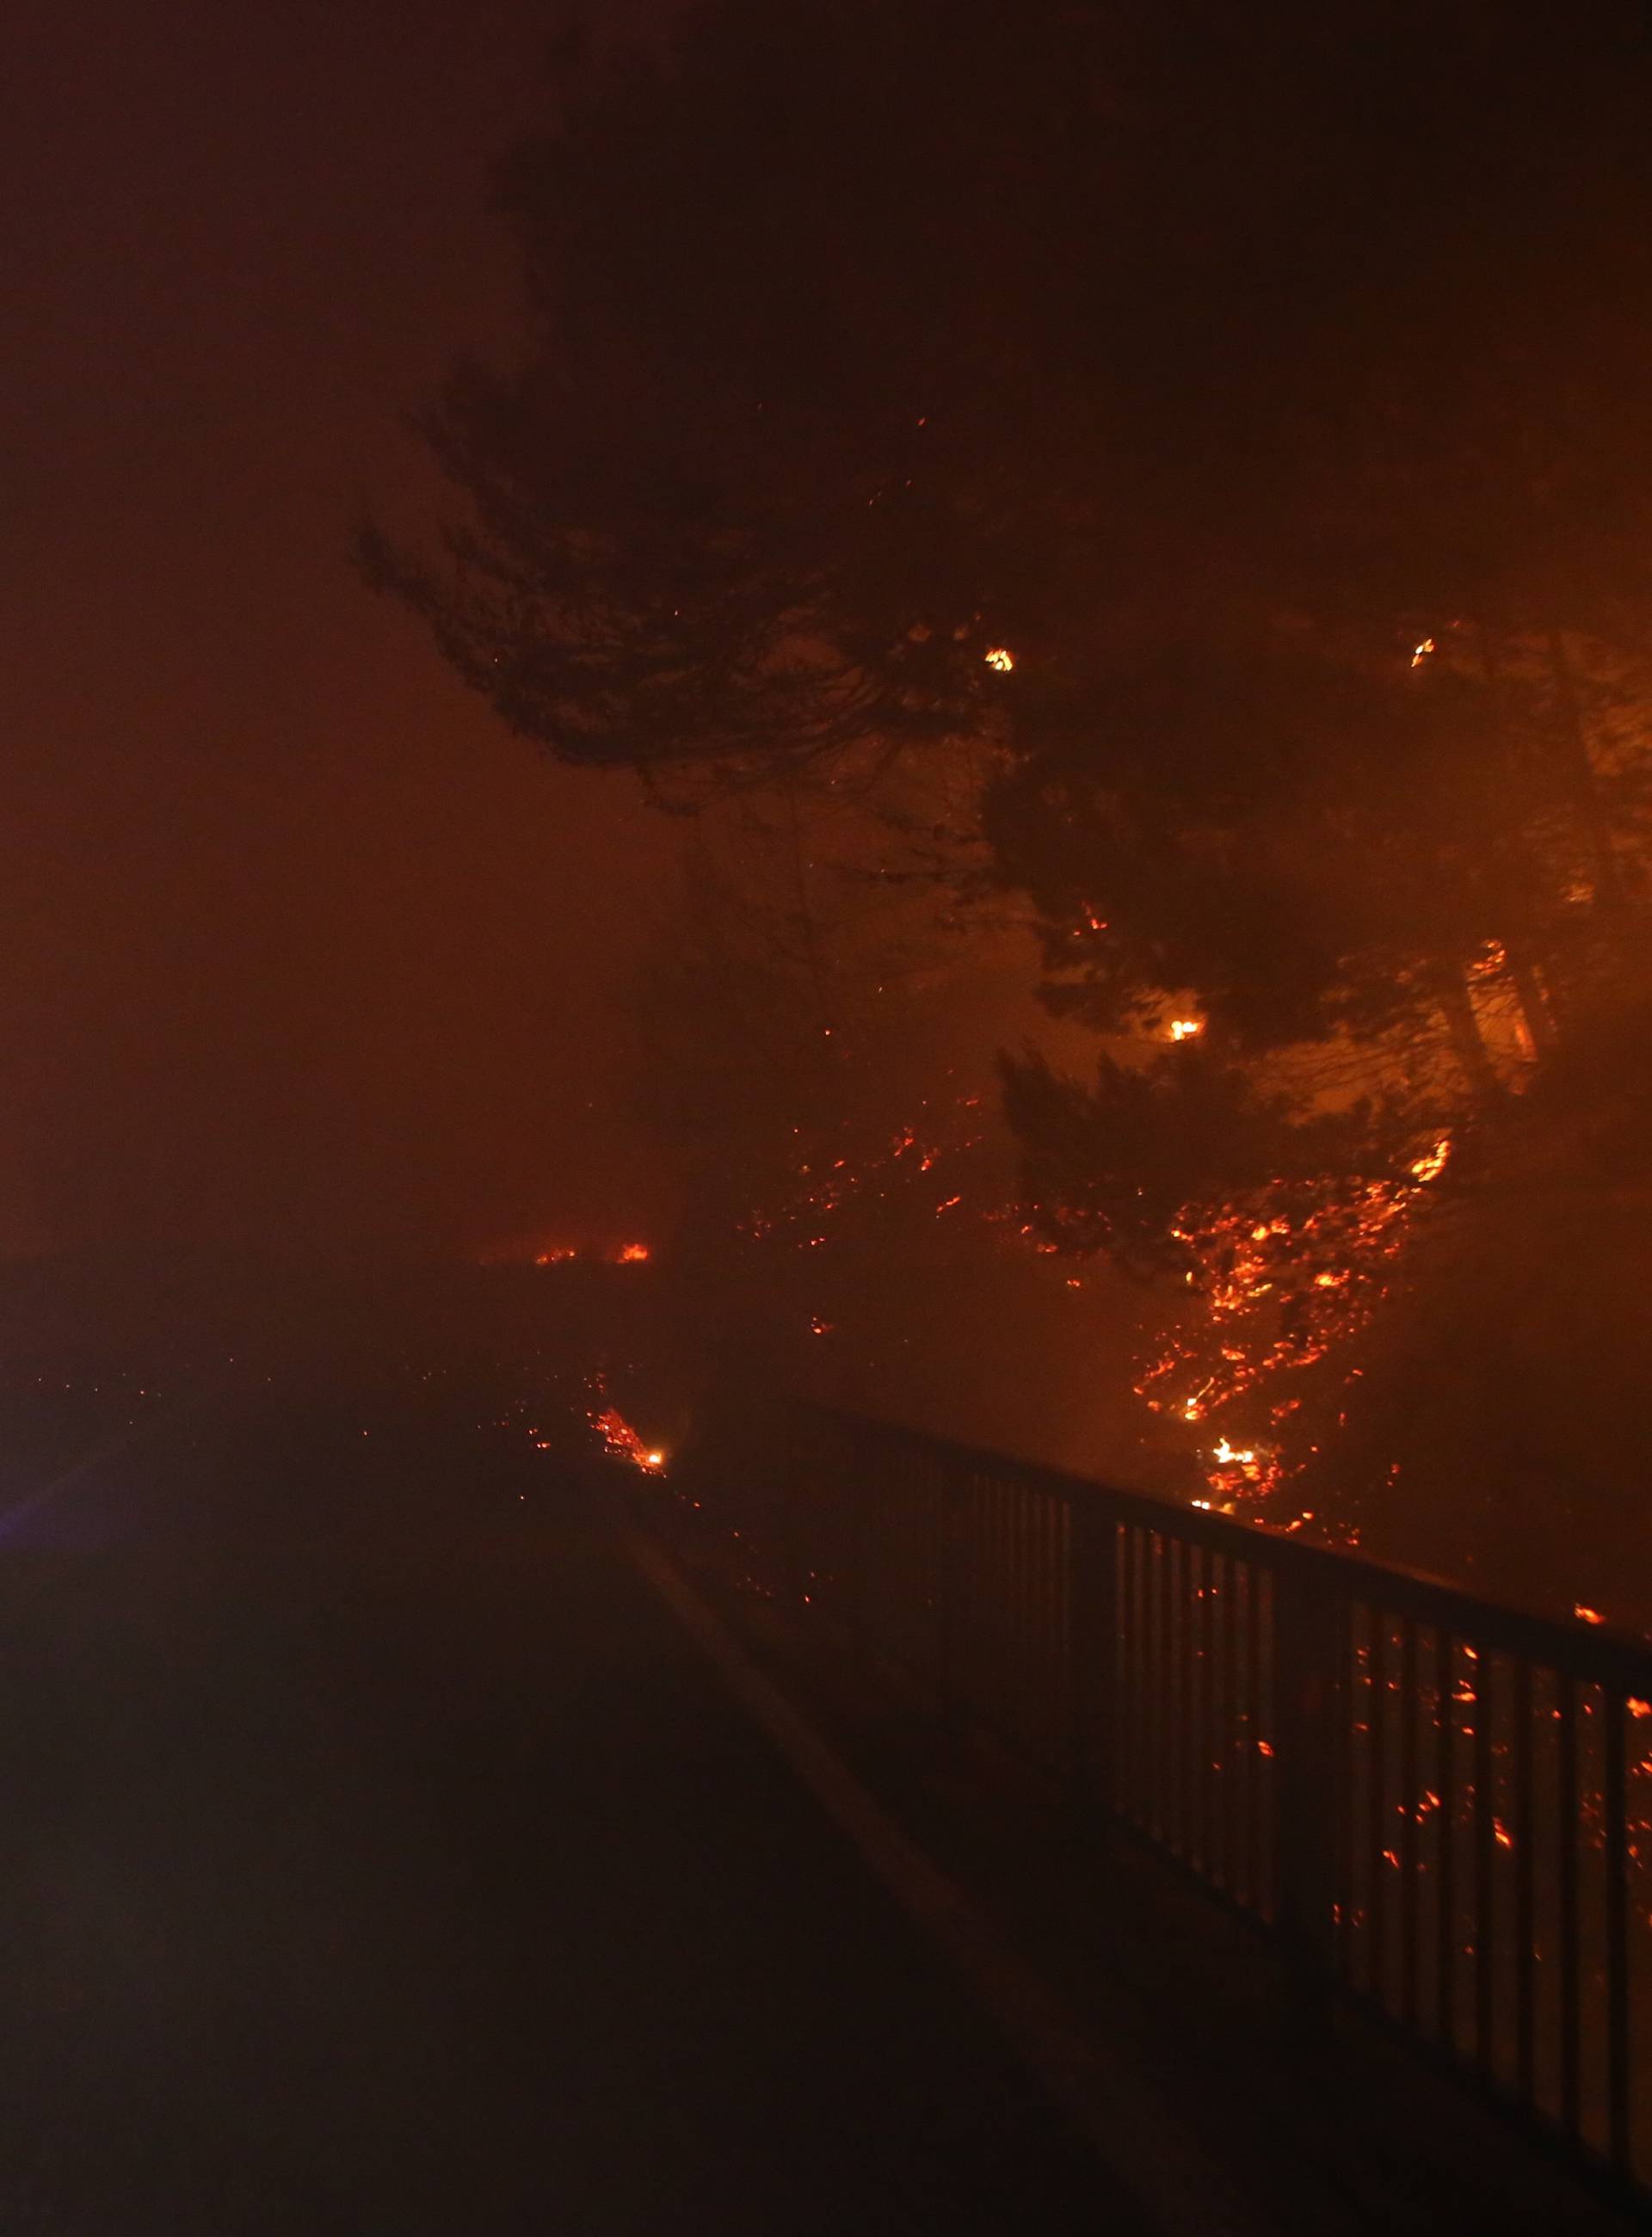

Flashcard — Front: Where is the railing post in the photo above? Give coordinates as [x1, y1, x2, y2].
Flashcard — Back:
[848, 1420, 872, 1657]
[1070, 1497, 1118, 1829]
[1273, 1564, 1347, 1981]
[780, 1426, 807, 1617]
[935, 1470, 960, 1720]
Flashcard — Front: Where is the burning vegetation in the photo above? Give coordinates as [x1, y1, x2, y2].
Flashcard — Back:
[374, 0, 1652, 1622]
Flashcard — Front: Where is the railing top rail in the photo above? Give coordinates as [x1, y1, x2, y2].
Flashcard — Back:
[797, 1398, 1652, 1691]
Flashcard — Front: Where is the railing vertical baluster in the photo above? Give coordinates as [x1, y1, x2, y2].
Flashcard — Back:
[1002, 1482, 1016, 1736]
[1070, 1497, 1117, 1821]
[1119, 1527, 1133, 1822]
[1605, 1689, 1630, 2175]
[1401, 1618, 1420, 2029]
[1022, 1489, 1038, 1747]
[937, 1472, 960, 1721]
[1439, 1630, 1457, 2052]
[1473, 1646, 1495, 2077]
[1182, 1540, 1196, 1864]
[1001, 1481, 1014, 1729]
[1028, 1492, 1041, 1745]
[1153, 1532, 1169, 1845]
[1044, 1494, 1060, 1757]
[928, 1458, 946, 1691]
[850, 1428, 869, 1655]
[1369, 1614, 1389, 2007]
[1034, 1493, 1050, 1756]
[1558, 1674, 1581, 2140]
[1163, 1548, 1181, 1861]
[1069, 1494, 1106, 1807]
[1057, 1497, 1073, 1772]
[1339, 1604, 1361, 1984]
[1184, 1538, 1199, 1860]
[1513, 1657, 1536, 2107]
[985, 1478, 998, 1711]
[1164, 1535, 1180, 1855]
[1248, 1560, 1266, 1913]
[1217, 1556, 1226, 1888]
[1182, 1538, 1197, 1861]
[1274, 1568, 1344, 1972]
[1191, 1538, 1199, 1870]
[1143, 1529, 1156, 1838]
[1010, 1488, 1026, 1741]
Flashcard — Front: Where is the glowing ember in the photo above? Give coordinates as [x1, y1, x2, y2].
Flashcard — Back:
[1211, 1437, 1257, 1466]
[534, 1246, 577, 1265]
[1409, 1137, 1451, 1184]
[1138, 1124, 1461, 1504]
[591, 1404, 665, 1472]
[983, 646, 1015, 672]
[743, 1094, 989, 1250]
[1410, 637, 1436, 668]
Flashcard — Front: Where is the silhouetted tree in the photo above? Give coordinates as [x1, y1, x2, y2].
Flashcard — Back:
[367, 0, 1652, 1552]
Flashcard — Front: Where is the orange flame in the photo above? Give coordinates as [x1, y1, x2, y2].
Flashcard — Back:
[592, 1406, 665, 1472]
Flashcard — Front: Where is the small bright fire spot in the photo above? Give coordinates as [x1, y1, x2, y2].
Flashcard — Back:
[614, 1242, 650, 1264]
[983, 645, 1015, 672]
[592, 1404, 665, 1471]
[1168, 1018, 1204, 1041]
[1410, 636, 1437, 668]
[1409, 1137, 1451, 1184]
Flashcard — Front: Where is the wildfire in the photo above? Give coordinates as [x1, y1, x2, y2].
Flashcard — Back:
[983, 646, 1015, 672]
[1168, 1018, 1204, 1041]
[1409, 1137, 1451, 1183]
[743, 1095, 989, 1249]
[1205, 1432, 1282, 1504]
[534, 1246, 577, 1265]
[614, 1242, 651, 1264]
[582, 1366, 665, 1473]
[1575, 1604, 1606, 1627]
[1138, 1127, 1459, 1507]
[590, 1402, 665, 1472]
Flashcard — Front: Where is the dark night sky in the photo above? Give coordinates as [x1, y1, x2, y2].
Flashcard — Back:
[1, 0, 678, 1260]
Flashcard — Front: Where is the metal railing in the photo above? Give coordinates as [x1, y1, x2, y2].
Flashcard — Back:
[655, 1395, 1652, 2203]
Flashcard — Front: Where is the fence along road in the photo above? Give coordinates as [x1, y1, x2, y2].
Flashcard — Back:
[655, 1394, 1652, 2217]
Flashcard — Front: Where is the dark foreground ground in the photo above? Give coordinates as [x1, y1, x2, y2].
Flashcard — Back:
[0, 1378, 1139, 2234]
